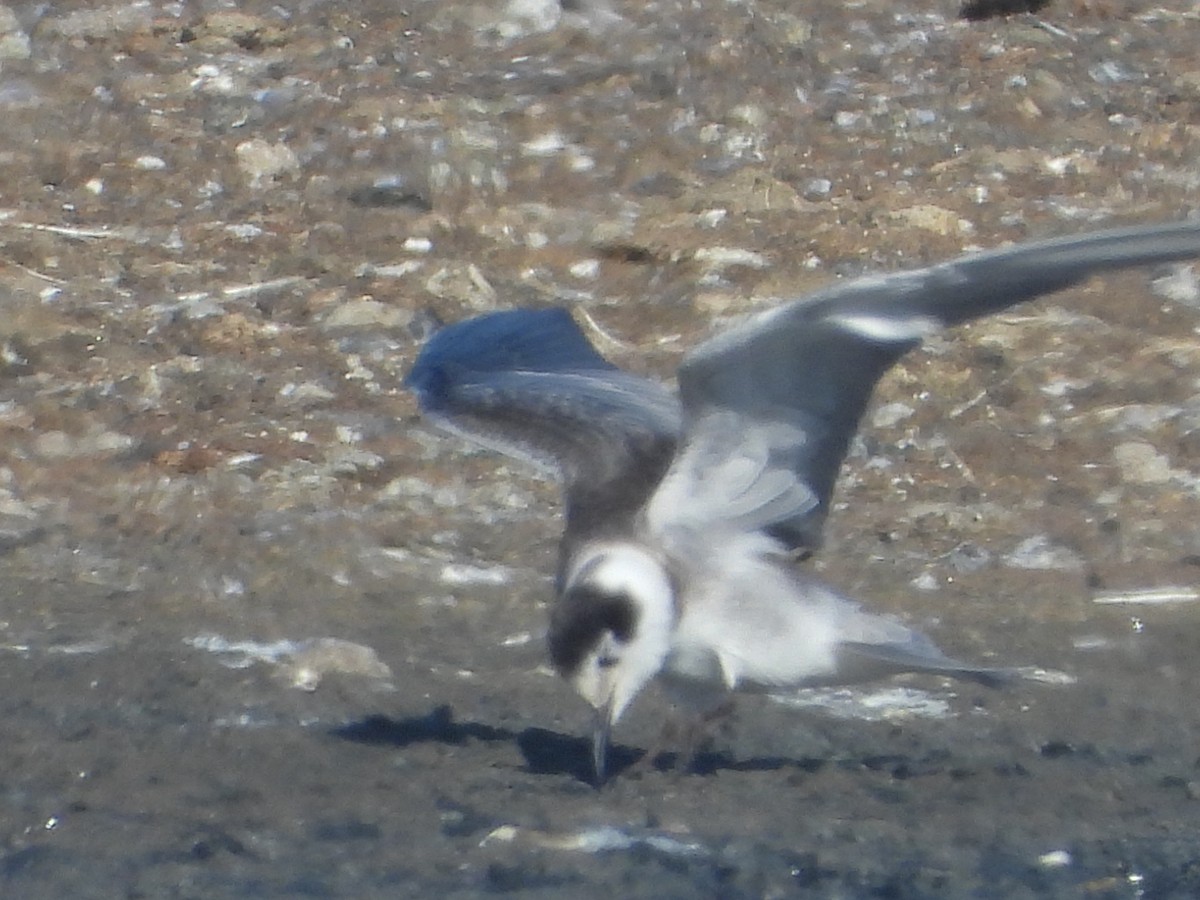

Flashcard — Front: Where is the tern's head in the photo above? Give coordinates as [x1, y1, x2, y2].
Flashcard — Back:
[548, 544, 675, 782]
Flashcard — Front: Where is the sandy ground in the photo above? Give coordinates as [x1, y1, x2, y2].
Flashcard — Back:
[2, 0, 1200, 896]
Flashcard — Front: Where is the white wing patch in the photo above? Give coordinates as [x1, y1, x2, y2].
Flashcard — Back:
[827, 312, 942, 343]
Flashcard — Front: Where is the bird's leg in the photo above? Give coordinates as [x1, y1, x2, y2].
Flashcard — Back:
[627, 700, 736, 775]
[679, 699, 736, 772]
[627, 717, 681, 774]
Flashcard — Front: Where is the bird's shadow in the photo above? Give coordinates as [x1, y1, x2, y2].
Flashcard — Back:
[330, 705, 802, 785]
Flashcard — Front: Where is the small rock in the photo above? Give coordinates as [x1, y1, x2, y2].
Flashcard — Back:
[0, 5, 31, 61]
[890, 205, 975, 238]
[440, 563, 512, 586]
[185, 11, 289, 51]
[323, 447, 385, 477]
[285, 638, 392, 692]
[1112, 441, 1173, 484]
[1152, 264, 1200, 308]
[522, 132, 567, 157]
[424, 264, 497, 308]
[346, 174, 432, 211]
[911, 571, 940, 592]
[802, 178, 832, 200]
[760, 12, 812, 50]
[402, 237, 433, 254]
[321, 299, 413, 331]
[1089, 60, 1136, 86]
[945, 541, 993, 573]
[235, 139, 299, 187]
[33, 428, 134, 459]
[494, 0, 561, 39]
[568, 259, 600, 279]
[1003, 535, 1084, 572]
[278, 381, 336, 405]
[1037, 849, 1072, 868]
[692, 246, 769, 273]
[872, 402, 914, 429]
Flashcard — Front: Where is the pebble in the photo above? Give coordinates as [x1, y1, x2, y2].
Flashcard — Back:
[1112, 441, 1173, 485]
[235, 139, 300, 187]
[0, 5, 30, 60]
[1003, 535, 1084, 572]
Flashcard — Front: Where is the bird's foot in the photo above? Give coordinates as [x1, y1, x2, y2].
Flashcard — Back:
[628, 700, 736, 776]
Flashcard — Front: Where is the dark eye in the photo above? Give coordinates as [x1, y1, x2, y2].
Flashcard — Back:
[597, 655, 618, 669]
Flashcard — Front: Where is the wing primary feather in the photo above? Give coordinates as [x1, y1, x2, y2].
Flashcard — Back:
[661, 219, 1200, 551]
[405, 307, 683, 548]
[404, 307, 617, 410]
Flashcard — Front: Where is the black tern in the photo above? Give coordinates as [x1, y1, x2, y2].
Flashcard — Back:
[404, 220, 1200, 782]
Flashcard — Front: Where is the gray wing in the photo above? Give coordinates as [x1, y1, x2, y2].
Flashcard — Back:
[825, 584, 1013, 686]
[834, 638, 1013, 689]
[648, 219, 1200, 550]
[404, 307, 682, 539]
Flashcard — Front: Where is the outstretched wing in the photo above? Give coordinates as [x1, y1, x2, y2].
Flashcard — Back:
[404, 307, 682, 538]
[648, 219, 1200, 550]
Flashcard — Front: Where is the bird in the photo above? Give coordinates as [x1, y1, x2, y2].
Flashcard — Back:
[403, 219, 1200, 783]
